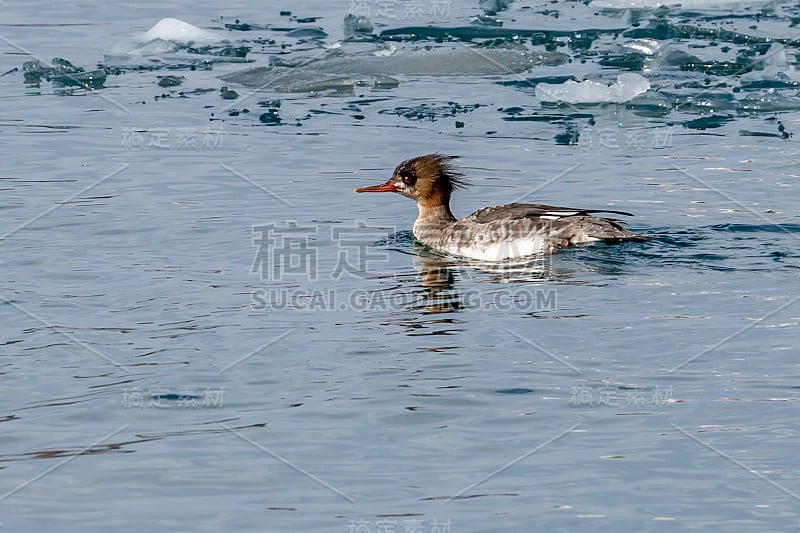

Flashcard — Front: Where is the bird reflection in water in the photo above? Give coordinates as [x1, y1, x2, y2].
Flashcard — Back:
[411, 243, 563, 315]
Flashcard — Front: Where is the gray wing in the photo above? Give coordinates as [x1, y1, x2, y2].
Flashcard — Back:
[450, 203, 639, 248]
[469, 203, 634, 224]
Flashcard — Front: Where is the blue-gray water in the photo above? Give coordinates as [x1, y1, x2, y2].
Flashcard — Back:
[2, 0, 799, 531]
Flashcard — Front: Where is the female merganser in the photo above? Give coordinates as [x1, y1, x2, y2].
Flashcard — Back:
[354, 154, 642, 261]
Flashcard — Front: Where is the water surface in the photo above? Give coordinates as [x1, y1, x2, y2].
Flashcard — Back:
[1, 0, 799, 531]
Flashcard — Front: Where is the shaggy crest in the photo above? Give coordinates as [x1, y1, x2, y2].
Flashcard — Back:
[392, 154, 468, 195]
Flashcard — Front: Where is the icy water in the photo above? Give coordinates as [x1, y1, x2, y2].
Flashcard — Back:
[2, 0, 800, 531]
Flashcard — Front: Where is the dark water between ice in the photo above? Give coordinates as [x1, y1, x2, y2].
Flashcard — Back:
[1, 0, 799, 531]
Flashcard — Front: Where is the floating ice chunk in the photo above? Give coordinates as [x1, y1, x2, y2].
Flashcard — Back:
[138, 38, 179, 55]
[536, 73, 650, 104]
[105, 18, 224, 60]
[324, 46, 564, 75]
[105, 37, 177, 59]
[480, 0, 513, 14]
[140, 18, 222, 44]
[622, 39, 663, 56]
[222, 45, 563, 93]
[285, 27, 328, 39]
[344, 14, 373, 37]
[373, 44, 396, 57]
[591, 0, 772, 8]
[737, 91, 800, 113]
[222, 66, 398, 93]
[22, 57, 106, 89]
[758, 43, 800, 82]
[739, 43, 800, 86]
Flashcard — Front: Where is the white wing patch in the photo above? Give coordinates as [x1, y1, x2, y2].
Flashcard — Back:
[543, 211, 580, 217]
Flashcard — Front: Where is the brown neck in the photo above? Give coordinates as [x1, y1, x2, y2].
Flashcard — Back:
[412, 197, 457, 246]
[416, 201, 457, 225]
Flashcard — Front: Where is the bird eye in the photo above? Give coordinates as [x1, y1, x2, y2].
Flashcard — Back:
[403, 174, 416, 185]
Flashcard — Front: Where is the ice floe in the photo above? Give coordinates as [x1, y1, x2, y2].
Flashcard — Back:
[139, 18, 222, 44]
[536, 73, 650, 104]
[222, 45, 567, 93]
[591, 0, 774, 8]
[755, 43, 800, 82]
[622, 39, 663, 56]
[106, 18, 224, 60]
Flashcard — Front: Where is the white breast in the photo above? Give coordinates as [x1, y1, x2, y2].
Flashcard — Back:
[442, 235, 551, 261]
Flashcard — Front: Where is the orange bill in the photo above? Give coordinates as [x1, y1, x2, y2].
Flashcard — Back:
[354, 181, 397, 193]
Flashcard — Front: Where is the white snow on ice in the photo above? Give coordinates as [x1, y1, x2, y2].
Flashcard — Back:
[105, 18, 223, 59]
[139, 18, 221, 44]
